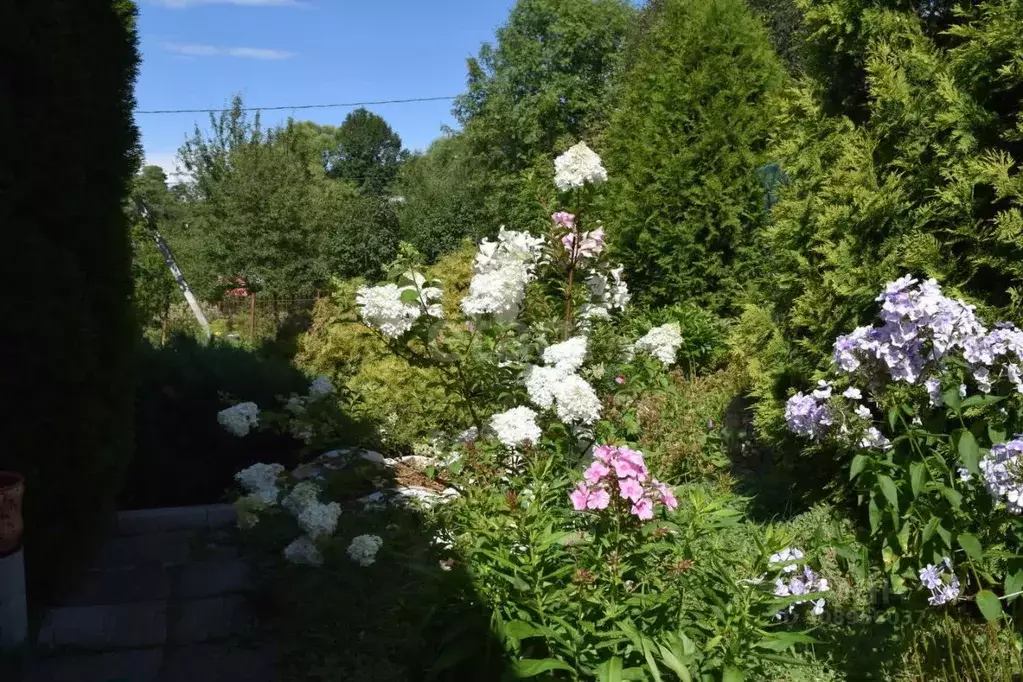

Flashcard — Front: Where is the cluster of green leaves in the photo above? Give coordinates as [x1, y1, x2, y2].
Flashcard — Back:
[603, 0, 787, 313]
[173, 99, 402, 299]
[738, 0, 1023, 446]
[455, 0, 637, 235]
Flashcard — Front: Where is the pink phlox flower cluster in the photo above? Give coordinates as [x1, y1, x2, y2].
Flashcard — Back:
[551, 212, 576, 230]
[570, 445, 678, 520]
[561, 226, 606, 259]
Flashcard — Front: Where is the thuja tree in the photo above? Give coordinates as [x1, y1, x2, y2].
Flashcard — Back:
[1, 0, 141, 599]
[603, 0, 787, 312]
[735, 0, 1023, 452]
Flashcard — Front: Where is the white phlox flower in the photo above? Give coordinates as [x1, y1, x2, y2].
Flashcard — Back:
[489, 406, 542, 448]
[218, 402, 260, 437]
[461, 229, 544, 321]
[554, 141, 608, 192]
[633, 323, 684, 366]
[347, 534, 384, 567]
[284, 535, 323, 566]
[542, 336, 588, 373]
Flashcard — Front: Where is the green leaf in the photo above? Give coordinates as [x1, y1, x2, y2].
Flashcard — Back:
[1005, 570, 1023, 602]
[960, 394, 1006, 409]
[888, 407, 899, 431]
[936, 523, 952, 548]
[956, 430, 981, 475]
[868, 495, 881, 533]
[922, 516, 940, 543]
[849, 454, 868, 481]
[943, 386, 962, 412]
[910, 462, 926, 498]
[877, 475, 899, 510]
[976, 590, 1003, 622]
[940, 486, 962, 509]
[756, 632, 818, 652]
[399, 288, 421, 304]
[596, 656, 623, 682]
[656, 643, 692, 682]
[513, 658, 575, 678]
[504, 620, 545, 642]
[958, 533, 983, 562]
[723, 666, 745, 682]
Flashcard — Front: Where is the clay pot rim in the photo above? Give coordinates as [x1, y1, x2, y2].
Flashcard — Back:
[0, 471, 24, 491]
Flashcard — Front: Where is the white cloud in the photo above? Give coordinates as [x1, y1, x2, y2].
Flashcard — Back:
[163, 43, 294, 59]
[149, 0, 303, 7]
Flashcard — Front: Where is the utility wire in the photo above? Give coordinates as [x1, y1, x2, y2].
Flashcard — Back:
[137, 95, 459, 115]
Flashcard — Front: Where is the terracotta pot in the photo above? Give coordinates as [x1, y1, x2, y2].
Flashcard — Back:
[0, 472, 25, 556]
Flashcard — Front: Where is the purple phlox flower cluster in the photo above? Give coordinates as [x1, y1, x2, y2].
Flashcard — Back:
[784, 392, 833, 440]
[979, 437, 1023, 513]
[919, 557, 960, 606]
[570, 445, 678, 520]
[772, 556, 829, 618]
[832, 276, 1023, 397]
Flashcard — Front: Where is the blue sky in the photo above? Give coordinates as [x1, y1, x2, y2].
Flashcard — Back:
[137, 0, 516, 178]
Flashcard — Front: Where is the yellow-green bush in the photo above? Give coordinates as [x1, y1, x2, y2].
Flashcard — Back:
[296, 246, 475, 450]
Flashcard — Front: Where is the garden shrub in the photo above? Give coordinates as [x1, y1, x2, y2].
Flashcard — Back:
[744, 0, 1023, 449]
[295, 246, 476, 450]
[228, 143, 847, 679]
[1, 0, 140, 602]
[123, 335, 369, 508]
[603, 0, 786, 312]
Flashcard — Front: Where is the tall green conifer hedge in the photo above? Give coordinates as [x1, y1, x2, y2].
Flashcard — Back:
[1, 0, 140, 601]
[603, 0, 786, 313]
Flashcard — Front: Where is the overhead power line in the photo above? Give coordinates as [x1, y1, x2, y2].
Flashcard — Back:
[136, 95, 459, 115]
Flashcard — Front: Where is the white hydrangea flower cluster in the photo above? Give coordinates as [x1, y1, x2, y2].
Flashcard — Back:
[461, 228, 545, 321]
[356, 272, 443, 340]
[525, 339, 602, 425]
[283, 535, 323, 566]
[979, 438, 1023, 513]
[489, 406, 542, 448]
[308, 375, 335, 400]
[234, 463, 284, 505]
[282, 481, 321, 516]
[347, 534, 384, 567]
[554, 141, 608, 192]
[217, 402, 260, 437]
[633, 323, 684, 366]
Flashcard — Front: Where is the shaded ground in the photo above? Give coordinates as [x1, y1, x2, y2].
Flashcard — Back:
[24, 505, 274, 682]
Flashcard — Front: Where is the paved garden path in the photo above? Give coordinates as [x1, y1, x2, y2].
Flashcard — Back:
[25, 505, 275, 682]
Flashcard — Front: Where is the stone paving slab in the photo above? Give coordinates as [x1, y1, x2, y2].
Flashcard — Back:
[38, 601, 168, 650]
[170, 595, 255, 645]
[27, 648, 164, 682]
[94, 531, 193, 570]
[116, 505, 237, 536]
[158, 643, 275, 682]
[66, 567, 173, 607]
[177, 558, 253, 599]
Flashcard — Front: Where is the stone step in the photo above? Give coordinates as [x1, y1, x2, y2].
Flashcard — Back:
[177, 558, 254, 599]
[115, 505, 236, 536]
[65, 567, 172, 607]
[169, 595, 256, 645]
[26, 648, 164, 682]
[159, 642, 275, 682]
[93, 531, 194, 570]
[37, 602, 167, 651]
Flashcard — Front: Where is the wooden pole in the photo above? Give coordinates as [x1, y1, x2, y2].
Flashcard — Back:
[249, 293, 256, 344]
